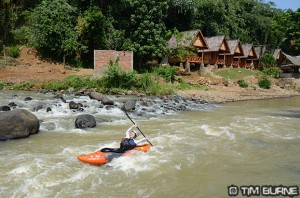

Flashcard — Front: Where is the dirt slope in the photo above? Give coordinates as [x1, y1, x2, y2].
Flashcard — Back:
[0, 47, 93, 84]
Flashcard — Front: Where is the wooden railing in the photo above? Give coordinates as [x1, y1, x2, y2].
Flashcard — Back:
[215, 59, 225, 65]
[231, 61, 239, 67]
[185, 57, 203, 63]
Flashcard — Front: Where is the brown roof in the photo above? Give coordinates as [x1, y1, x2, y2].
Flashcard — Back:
[235, 44, 257, 59]
[282, 52, 300, 66]
[203, 36, 230, 53]
[254, 46, 266, 59]
[273, 49, 283, 60]
[168, 29, 208, 49]
[227, 40, 244, 56]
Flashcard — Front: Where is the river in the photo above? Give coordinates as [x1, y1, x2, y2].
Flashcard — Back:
[0, 91, 299, 197]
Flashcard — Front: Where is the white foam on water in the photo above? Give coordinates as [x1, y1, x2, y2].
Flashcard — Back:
[200, 125, 235, 140]
[108, 150, 157, 173]
[9, 164, 31, 175]
[64, 167, 98, 183]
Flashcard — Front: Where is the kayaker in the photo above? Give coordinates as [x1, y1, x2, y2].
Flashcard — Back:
[119, 124, 148, 152]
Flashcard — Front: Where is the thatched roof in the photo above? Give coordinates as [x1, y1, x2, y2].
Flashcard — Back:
[254, 46, 266, 59]
[203, 35, 230, 53]
[167, 29, 208, 49]
[235, 44, 257, 59]
[227, 40, 244, 56]
[282, 52, 300, 66]
[273, 49, 283, 60]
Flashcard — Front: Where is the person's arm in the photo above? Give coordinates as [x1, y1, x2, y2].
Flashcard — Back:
[133, 138, 148, 145]
[125, 124, 136, 138]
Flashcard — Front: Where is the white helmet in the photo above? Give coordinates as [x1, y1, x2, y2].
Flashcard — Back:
[132, 130, 140, 137]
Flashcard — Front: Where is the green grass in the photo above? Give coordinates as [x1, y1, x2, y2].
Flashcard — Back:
[215, 68, 261, 80]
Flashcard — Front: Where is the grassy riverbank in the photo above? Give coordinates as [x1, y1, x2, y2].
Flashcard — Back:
[1, 54, 300, 103]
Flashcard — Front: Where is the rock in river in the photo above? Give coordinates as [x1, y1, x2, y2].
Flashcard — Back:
[0, 109, 40, 140]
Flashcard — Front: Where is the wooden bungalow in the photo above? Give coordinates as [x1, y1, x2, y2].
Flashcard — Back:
[253, 46, 266, 69]
[167, 29, 208, 65]
[278, 52, 300, 75]
[273, 49, 286, 66]
[224, 40, 244, 67]
[202, 36, 230, 67]
[235, 44, 257, 68]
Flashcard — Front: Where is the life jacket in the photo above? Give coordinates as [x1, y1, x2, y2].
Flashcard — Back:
[120, 138, 136, 150]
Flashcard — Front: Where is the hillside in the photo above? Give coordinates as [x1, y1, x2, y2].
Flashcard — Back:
[0, 47, 93, 84]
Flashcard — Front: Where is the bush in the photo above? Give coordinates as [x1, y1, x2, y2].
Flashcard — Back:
[41, 75, 100, 91]
[137, 72, 156, 91]
[260, 53, 277, 67]
[8, 46, 20, 58]
[101, 61, 137, 89]
[261, 66, 282, 78]
[11, 82, 34, 89]
[153, 66, 178, 83]
[237, 79, 248, 88]
[0, 82, 4, 90]
[258, 77, 271, 89]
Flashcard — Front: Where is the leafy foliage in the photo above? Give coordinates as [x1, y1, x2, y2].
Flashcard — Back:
[122, 0, 169, 65]
[41, 75, 100, 91]
[153, 66, 178, 83]
[261, 67, 282, 78]
[1, 0, 300, 68]
[8, 46, 20, 58]
[237, 79, 248, 88]
[29, 0, 82, 59]
[260, 53, 277, 67]
[101, 61, 138, 90]
[258, 77, 271, 89]
[260, 53, 282, 78]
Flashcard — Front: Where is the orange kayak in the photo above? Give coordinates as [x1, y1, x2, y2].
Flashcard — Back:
[77, 144, 151, 166]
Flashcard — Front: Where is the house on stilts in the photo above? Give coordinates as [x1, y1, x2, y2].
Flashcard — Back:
[235, 44, 257, 69]
[274, 49, 300, 78]
[167, 29, 208, 72]
[202, 35, 230, 68]
[225, 40, 244, 68]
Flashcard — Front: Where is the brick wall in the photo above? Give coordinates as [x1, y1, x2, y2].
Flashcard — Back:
[94, 50, 133, 76]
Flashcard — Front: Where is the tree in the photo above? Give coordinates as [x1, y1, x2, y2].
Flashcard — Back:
[122, 0, 170, 67]
[0, 0, 41, 45]
[165, 0, 195, 31]
[29, 0, 82, 63]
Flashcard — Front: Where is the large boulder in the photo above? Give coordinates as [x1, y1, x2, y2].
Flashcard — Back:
[0, 106, 11, 111]
[122, 100, 136, 111]
[75, 114, 96, 129]
[0, 109, 40, 140]
[89, 92, 104, 101]
[89, 92, 114, 105]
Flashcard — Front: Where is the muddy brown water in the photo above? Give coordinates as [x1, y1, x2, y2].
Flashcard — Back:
[0, 91, 299, 197]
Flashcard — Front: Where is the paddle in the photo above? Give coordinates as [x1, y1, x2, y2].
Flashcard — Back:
[123, 109, 153, 146]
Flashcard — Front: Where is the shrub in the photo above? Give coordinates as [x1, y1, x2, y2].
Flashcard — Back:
[41, 75, 100, 91]
[153, 66, 178, 83]
[258, 77, 271, 89]
[101, 61, 138, 89]
[0, 82, 4, 90]
[12, 82, 34, 89]
[9, 46, 20, 58]
[262, 66, 282, 78]
[237, 79, 248, 88]
[260, 53, 277, 67]
[137, 72, 156, 91]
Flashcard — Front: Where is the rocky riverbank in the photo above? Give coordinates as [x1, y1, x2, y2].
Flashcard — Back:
[175, 77, 300, 103]
[176, 86, 300, 103]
